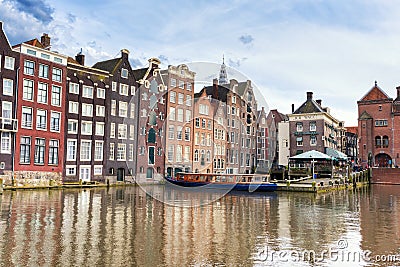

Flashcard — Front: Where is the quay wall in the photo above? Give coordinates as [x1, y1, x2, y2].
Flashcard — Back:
[371, 168, 400, 185]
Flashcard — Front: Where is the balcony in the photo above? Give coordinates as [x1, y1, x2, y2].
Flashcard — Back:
[0, 117, 18, 132]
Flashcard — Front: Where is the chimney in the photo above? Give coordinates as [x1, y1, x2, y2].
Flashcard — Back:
[291, 104, 295, 113]
[121, 49, 130, 59]
[307, 91, 313, 100]
[41, 33, 51, 49]
[316, 99, 322, 106]
[397, 86, 400, 98]
[75, 51, 85, 66]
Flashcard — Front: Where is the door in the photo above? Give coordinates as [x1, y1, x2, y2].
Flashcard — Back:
[117, 168, 125, 181]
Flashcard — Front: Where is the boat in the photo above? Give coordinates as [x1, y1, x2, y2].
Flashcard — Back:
[165, 173, 277, 192]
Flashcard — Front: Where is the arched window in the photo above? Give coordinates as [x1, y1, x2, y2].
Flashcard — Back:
[149, 95, 157, 109]
[149, 111, 157, 125]
[375, 136, 382, 147]
[150, 79, 158, 93]
[148, 128, 156, 143]
[383, 136, 389, 148]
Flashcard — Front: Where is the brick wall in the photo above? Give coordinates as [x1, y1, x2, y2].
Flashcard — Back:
[371, 168, 400, 184]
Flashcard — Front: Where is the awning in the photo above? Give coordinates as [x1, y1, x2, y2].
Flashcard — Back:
[290, 150, 332, 160]
[325, 147, 348, 161]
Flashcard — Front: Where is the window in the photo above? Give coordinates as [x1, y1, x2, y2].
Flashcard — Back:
[3, 79, 13, 96]
[66, 166, 76, 176]
[95, 141, 103, 161]
[185, 110, 191, 123]
[48, 140, 59, 165]
[296, 122, 303, 132]
[83, 86, 94, 98]
[375, 136, 382, 147]
[147, 168, 153, 179]
[167, 145, 174, 162]
[21, 107, 33, 128]
[52, 68, 62, 82]
[195, 118, 200, 127]
[141, 109, 147, 117]
[119, 101, 128, 117]
[81, 121, 93, 135]
[39, 64, 49, 78]
[129, 144, 134, 161]
[177, 109, 183, 122]
[119, 83, 129, 95]
[296, 137, 303, 146]
[68, 119, 78, 134]
[310, 136, 317, 146]
[131, 86, 136, 95]
[67, 139, 77, 160]
[23, 79, 34, 100]
[310, 121, 316, 131]
[139, 146, 145, 155]
[383, 136, 389, 148]
[176, 145, 182, 162]
[20, 136, 31, 163]
[129, 125, 135, 140]
[50, 112, 61, 132]
[202, 119, 206, 128]
[37, 83, 48, 104]
[148, 128, 156, 143]
[185, 127, 190, 141]
[34, 138, 45, 164]
[97, 88, 105, 98]
[24, 60, 35, 75]
[186, 95, 192, 106]
[170, 78, 176, 87]
[96, 122, 105, 136]
[199, 104, 209, 115]
[170, 91, 176, 103]
[4, 56, 15, 70]
[179, 80, 184, 89]
[110, 123, 115, 138]
[117, 143, 126, 161]
[82, 103, 93, 117]
[178, 93, 184, 104]
[195, 133, 199, 145]
[69, 83, 79, 94]
[36, 109, 47, 130]
[375, 120, 388, 127]
[194, 150, 199, 162]
[96, 105, 105, 117]
[54, 57, 63, 64]
[148, 147, 155, 164]
[1, 132, 11, 154]
[111, 100, 116, 116]
[112, 82, 117, 91]
[69, 101, 78, 114]
[80, 166, 91, 181]
[109, 143, 115, 160]
[379, 105, 382, 111]
[184, 146, 190, 162]
[80, 140, 91, 161]
[118, 124, 127, 139]
[187, 82, 192, 91]
[169, 107, 175, 121]
[121, 68, 128, 78]
[176, 126, 182, 140]
[51, 85, 61, 106]
[94, 166, 103, 175]
[130, 103, 135, 118]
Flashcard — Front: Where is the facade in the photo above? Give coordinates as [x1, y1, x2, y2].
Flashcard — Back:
[64, 53, 110, 182]
[288, 92, 342, 156]
[256, 107, 269, 173]
[13, 34, 68, 182]
[134, 58, 166, 182]
[277, 120, 290, 166]
[344, 126, 358, 164]
[93, 49, 138, 183]
[163, 64, 195, 177]
[193, 90, 214, 173]
[0, 22, 19, 179]
[212, 101, 227, 174]
[266, 109, 288, 169]
[357, 82, 400, 167]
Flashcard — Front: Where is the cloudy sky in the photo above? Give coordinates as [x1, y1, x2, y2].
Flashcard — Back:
[2, 0, 400, 125]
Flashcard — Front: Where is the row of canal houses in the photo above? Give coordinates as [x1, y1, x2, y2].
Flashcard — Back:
[0, 23, 275, 185]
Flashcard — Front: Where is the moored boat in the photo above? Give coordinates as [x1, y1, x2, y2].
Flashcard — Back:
[165, 173, 277, 192]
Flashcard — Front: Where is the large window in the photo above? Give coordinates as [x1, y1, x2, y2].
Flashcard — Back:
[69, 83, 79, 94]
[82, 103, 93, 117]
[4, 56, 15, 70]
[21, 107, 33, 128]
[119, 84, 129, 95]
[167, 145, 174, 162]
[34, 138, 45, 164]
[36, 109, 47, 130]
[177, 109, 184, 122]
[185, 127, 190, 141]
[176, 126, 182, 140]
[24, 60, 35, 75]
[111, 100, 116, 116]
[37, 82, 48, 104]
[80, 140, 91, 161]
[96, 105, 105, 117]
[118, 124, 127, 139]
[169, 107, 175, 121]
[170, 91, 176, 103]
[168, 126, 174, 139]
[148, 147, 155, 164]
[23, 79, 34, 100]
[52, 67, 62, 82]
[48, 140, 59, 165]
[68, 120, 78, 134]
[178, 93, 184, 104]
[39, 64, 49, 78]
[51, 85, 61, 106]
[310, 135, 317, 146]
[0, 132, 11, 154]
[67, 139, 77, 161]
[176, 145, 182, 162]
[96, 122, 105, 136]
[117, 143, 126, 161]
[95, 141, 103, 161]
[83, 86, 94, 98]
[3, 79, 13, 96]
[109, 143, 115, 160]
[68, 101, 78, 114]
[50, 112, 61, 132]
[97, 88, 105, 98]
[199, 104, 209, 115]
[81, 121, 93, 135]
[119, 101, 128, 117]
[148, 128, 156, 143]
[20, 136, 31, 163]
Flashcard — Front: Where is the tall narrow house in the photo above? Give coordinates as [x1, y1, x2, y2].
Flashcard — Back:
[13, 33, 68, 183]
[64, 52, 110, 182]
[0, 22, 19, 181]
[93, 49, 138, 183]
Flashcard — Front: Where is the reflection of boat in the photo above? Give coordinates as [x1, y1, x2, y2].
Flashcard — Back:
[165, 173, 277, 192]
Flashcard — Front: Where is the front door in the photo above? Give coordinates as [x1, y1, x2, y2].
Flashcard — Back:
[117, 168, 125, 182]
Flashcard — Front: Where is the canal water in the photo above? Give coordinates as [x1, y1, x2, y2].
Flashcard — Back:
[0, 185, 399, 267]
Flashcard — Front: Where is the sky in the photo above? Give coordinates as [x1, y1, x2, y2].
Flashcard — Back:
[2, 0, 400, 126]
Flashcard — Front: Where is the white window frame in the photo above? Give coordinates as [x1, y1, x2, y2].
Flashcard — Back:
[4, 56, 15, 70]
[94, 141, 104, 161]
[67, 119, 78, 134]
[66, 165, 76, 176]
[96, 122, 105, 136]
[119, 83, 129, 95]
[80, 140, 92, 161]
[82, 103, 93, 117]
[118, 101, 128, 117]
[97, 88, 105, 98]
[96, 105, 105, 117]
[69, 83, 79, 94]
[2, 79, 13, 96]
[81, 121, 93, 135]
[66, 139, 77, 161]
[82, 85, 94, 98]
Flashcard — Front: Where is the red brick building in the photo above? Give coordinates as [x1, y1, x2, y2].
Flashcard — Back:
[357, 82, 400, 167]
[12, 34, 68, 182]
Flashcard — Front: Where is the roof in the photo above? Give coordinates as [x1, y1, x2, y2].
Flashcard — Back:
[132, 68, 147, 80]
[201, 84, 230, 103]
[293, 99, 324, 114]
[346, 126, 358, 135]
[290, 150, 332, 160]
[359, 82, 391, 102]
[92, 58, 121, 73]
[270, 109, 287, 123]
[24, 38, 45, 48]
[359, 110, 372, 120]
[325, 147, 348, 161]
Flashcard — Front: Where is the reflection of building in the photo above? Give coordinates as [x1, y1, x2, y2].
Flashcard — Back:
[289, 92, 343, 156]
[357, 82, 400, 167]
[163, 64, 195, 177]
[64, 53, 110, 182]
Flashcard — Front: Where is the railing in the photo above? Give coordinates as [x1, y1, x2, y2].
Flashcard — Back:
[0, 117, 18, 132]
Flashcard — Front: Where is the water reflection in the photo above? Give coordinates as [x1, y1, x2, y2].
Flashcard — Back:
[0, 185, 398, 266]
